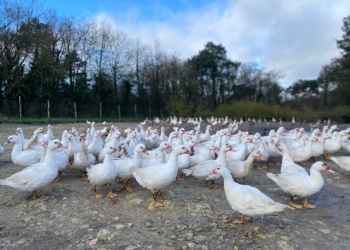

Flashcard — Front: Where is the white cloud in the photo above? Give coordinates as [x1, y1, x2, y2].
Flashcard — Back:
[92, 0, 350, 87]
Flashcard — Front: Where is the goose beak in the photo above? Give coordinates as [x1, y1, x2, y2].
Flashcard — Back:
[209, 169, 217, 175]
[113, 148, 119, 154]
[142, 149, 149, 155]
[229, 148, 236, 152]
[4, 139, 10, 145]
[58, 143, 67, 149]
[259, 156, 266, 161]
[325, 167, 335, 174]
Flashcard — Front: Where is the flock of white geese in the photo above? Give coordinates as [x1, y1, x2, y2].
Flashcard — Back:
[0, 120, 349, 224]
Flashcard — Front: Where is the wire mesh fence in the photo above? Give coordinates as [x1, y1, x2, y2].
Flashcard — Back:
[0, 99, 170, 120]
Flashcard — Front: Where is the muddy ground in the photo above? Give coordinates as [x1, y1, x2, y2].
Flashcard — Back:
[0, 122, 349, 250]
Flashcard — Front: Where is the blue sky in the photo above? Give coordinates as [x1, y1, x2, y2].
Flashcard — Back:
[43, 0, 350, 87]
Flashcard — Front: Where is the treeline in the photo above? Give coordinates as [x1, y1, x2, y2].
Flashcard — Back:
[0, 0, 350, 121]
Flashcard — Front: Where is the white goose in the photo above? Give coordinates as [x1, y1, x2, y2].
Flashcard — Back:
[267, 137, 282, 165]
[67, 133, 80, 167]
[176, 139, 198, 180]
[277, 142, 307, 175]
[43, 124, 55, 141]
[113, 144, 149, 192]
[289, 135, 318, 163]
[87, 130, 104, 159]
[23, 127, 45, 151]
[190, 144, 218, 167]
[16, 127, 29, 146]
[141, 141, 173, 167]
[0, 139, 66, 200]
[182, 144, 234, 189]
[131, 145, 191, 208]
[40, 139, 68, 183]
[226, 136, 251, 162]
[98, 131, 122, 162]
[86, 146, 119, 199]
[60, 129, 71, 148]
[85, 128, 93, 145]
[198, 125, 212, 143]
[311, 134, 332, 160]
[5, 135, 42, 167]
[267, 161, 335, 208]
[289, 135, 308, 150]
[324, 131, 348, 159]
[256, 140, 269, 170]
[159, 126, 168, 142]
[209, 165, 291, 224]
[329, 156, 350, 174]
[73, 135, 96, 180]
[171, 128, 186, 148]
[227, 150, 265, 185]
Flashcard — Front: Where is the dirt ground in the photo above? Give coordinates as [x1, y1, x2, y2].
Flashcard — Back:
[0, 121, 350, 250]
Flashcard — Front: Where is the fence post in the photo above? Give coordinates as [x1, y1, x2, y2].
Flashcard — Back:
[74, 102, 77, 123]
[118, 105, 121, 119]
[149, 106, 151, 119]
[18, 96, 22, 124]
[160, 108, 163, 119]
[99, 102, 102, 120]
[47, 99, 51, 124]
[134, 105, 137, 119]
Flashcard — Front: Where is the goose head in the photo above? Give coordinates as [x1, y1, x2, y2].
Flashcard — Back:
[69, 128, 79, 138]
[67, 134, 76, 144]
[105, 146, 119, 155]
[276, 142, 287, 152]
[79, 134, 86, 143]
[222, 144, 235, 153]
[209, 144, 220, 153]
[173, 145, 191, 155]
[49, 139, 66, 150]
[312, 129, 321, 136]
[113, 132, 122, 141]
[330, 125, 338, 131]
[4, 135, 20, 144]
[322, 126, 329, 133]
[94, 130, 102, 138]
[209, 165, 229, 176]
[311, 161, 335, 174]
[42, 139, 49, 148]
[188, 140, 199, 148]
[34, 127, 45, 135]
[16, 127, 23, 136]
[160, 141, 173, 152]
[134, 144, 149, 155]
[253, 150, 265, 161]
